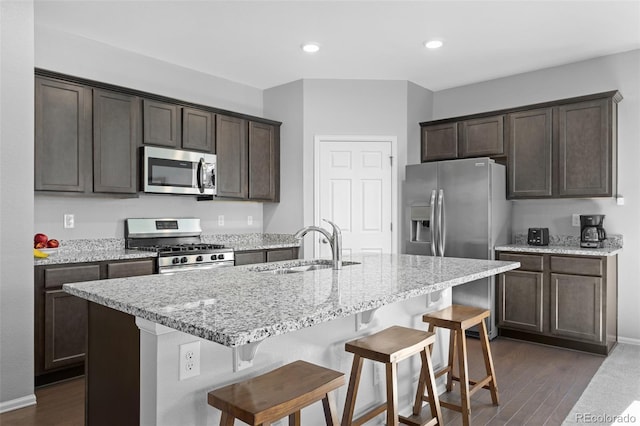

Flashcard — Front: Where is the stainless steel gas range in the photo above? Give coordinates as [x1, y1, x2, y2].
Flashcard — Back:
[125, 218, 234, 274]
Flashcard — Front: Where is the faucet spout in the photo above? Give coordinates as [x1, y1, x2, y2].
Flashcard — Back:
[294, 219, 343, 270]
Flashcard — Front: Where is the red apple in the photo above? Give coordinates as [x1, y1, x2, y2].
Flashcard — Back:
[34, 233, 48, 244]
[34, 242, 47, 249]
[46, 239, 59, 248]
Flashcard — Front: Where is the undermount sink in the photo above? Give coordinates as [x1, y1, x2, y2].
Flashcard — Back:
[251, 260, 360, 274]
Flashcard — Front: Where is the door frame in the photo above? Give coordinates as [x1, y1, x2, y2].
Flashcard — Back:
[313, 135, 398, 257]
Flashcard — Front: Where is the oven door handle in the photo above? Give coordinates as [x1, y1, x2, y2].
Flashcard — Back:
[159, 262, 234, 274]
[196, 158, 206, 194]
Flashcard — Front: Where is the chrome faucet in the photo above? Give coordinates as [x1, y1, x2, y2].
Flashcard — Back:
[294, 219, 342, 270]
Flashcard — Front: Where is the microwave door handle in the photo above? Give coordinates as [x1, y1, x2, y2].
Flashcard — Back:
[197, 158, 205, 194]
[429, 189, 436, 256]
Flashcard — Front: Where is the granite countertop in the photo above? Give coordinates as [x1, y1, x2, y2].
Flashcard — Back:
[495, 244, 621, 257]
[34, 234, 299, 266]
[63, 253, 519, 347]
[496, 233, 623, 257]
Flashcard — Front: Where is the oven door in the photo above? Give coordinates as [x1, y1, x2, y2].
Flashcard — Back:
[143, 146, 216, 195]
[159, 261, 234, 274]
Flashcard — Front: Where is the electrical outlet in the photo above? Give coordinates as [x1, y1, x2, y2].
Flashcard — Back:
[247, 215, 253, 226]
[64, 214, 75, 229]
[218, 215, 224, 226]
[179, 341, 201, 380]
[572, 214, 580, 227]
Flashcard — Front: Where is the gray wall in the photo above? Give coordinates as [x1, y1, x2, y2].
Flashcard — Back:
[433, 50, 640, 342]
[263, 80, 305, 233]
[33, 26, 267, 239]
[0, 0, 35, 410]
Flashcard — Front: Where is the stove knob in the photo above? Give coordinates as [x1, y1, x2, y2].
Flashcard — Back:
[217, 254, 225, 260]
[172, 258, 180, 265]
[196, 255, 203, 262]
[210, 254, 217, 261]
[180, 256, 188, 264]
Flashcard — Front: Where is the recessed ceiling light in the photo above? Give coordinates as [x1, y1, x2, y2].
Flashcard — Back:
[424, 40, 443, 49]
[301, 43, 320, 53]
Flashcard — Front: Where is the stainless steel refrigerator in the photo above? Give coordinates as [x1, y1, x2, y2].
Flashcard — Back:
[403, 157, 512, 339]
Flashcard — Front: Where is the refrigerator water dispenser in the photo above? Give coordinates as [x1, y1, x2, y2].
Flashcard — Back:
[409, 204, 431, 243]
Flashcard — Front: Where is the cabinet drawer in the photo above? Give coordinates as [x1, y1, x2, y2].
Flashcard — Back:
[44, 265, 101, 289]
[498, 253, 543, 272]
[234, 250, 266, 266]
[266, 248, 298, 263]
[107, 259, 155, 279]
[550, 256, 603, 276]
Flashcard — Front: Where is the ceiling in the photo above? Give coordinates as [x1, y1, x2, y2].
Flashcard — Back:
[34, 1, 640, 91]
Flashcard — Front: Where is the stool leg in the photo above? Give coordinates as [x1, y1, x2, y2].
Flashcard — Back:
[446, 329, 456, 392]
[412, 350, 428, 416]
[288, 411, 301, 426]
[421, 348, 444, 425]
[479, 319, 500, 405]
[219, 412, 234, 426]
[456, 330, 471, 426]
[385, 362, 399, 426]
[341, 354, 364, 426]
[322, 391, 339, 426]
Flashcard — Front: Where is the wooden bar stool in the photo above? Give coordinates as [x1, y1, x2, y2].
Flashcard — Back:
[342, 326, 443, 426]
[421, 304, 499, 426]
[207, 360, 345, 425]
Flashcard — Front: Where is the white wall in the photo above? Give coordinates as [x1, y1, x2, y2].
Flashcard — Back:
[0, 0, 36, 411]
[33, 26, 268, 239]
[432, 50, 640, 342]
[263, 80, 305, 233]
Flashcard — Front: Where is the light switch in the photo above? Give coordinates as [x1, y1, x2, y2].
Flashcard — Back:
[64, 214, 75, 229]
[218, 215, 224, 226]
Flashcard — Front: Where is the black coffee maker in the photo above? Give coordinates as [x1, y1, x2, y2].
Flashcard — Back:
[580, 214, 607, 248]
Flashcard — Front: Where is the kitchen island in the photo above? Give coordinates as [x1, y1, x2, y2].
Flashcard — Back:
[64, 253, 519, 425]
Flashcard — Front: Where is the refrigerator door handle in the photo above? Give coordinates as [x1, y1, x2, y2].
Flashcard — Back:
[437, 189, 446, 256]
[429, 189, 437, 256]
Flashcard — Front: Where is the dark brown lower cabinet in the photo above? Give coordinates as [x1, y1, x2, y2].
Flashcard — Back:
[35, 258, 155, 386]
[497, 251, 617, 355]
[234, 247, 299, 266]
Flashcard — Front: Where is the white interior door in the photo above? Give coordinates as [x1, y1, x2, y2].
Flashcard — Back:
[315, 137, 395, 258]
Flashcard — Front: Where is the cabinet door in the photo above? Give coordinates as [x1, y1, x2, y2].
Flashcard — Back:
[266, 248, 299, 263]
[93, 89, 139, 194]
[498, 270, 544, 332]
[248, 122, 278, 201]
[107, 259, 156, 278]
[44, 290, 88, 370]
[556, 99, 612, 197]
[550, 273, 603, 342]
[35, 77, 91, 192]
[142, 99, 180, 148]
[234, 250, 265, 265]
[216, 115, 248, 199]
[182, 107, 215, 153]
[459, 115, 504, 158]
[421, 123, 458, 162]
[507, 108, 553, 198]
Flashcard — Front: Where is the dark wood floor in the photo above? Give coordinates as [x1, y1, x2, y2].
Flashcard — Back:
[0, 337, 603, 426]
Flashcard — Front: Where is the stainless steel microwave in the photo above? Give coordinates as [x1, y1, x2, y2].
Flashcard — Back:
[142, 146, 216, 195]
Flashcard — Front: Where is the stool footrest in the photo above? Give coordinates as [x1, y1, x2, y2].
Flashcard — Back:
[399, 405, 440, 426]
[449, 375, 494, 395]
[351, 402, 387, 426]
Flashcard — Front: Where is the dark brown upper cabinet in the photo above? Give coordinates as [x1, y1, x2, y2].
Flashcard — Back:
[248, 121, 279, 201]
[421, 122, 458, 161]
[35, 77, 91, 192]
[93, 89, 140, 194]
[459, 115, 505, 158]
[216, 115, 248, 199]
[182, 107, 215, 153]
[507, 108, 553, 198]
[142, 99, 181, 148]
[556, 98, 615, 197]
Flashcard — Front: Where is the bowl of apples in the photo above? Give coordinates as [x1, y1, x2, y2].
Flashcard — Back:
[34, 233, 60, 255]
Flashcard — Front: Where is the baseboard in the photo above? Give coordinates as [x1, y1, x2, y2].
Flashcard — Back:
[618, 336, 640, 346]
[0, 394, 37, 414]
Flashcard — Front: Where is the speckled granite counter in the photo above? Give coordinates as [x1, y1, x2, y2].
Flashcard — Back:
[201, 233, 300, 251]
[64, 253, 519, 347]
[495, 244, 621, 256]
[496, 233, 622, 256]
[34, 248, 156, 266]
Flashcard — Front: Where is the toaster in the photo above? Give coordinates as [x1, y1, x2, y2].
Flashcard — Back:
[528, 228, 549, 246]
